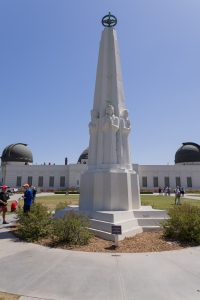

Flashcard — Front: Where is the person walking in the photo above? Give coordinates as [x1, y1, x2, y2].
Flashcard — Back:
[0, 185, 10, 224]
[180, 187, 185, 197]
[31, 186, 37, 204]
[175, 186, 181, 205]
[22, 183, 33, 213]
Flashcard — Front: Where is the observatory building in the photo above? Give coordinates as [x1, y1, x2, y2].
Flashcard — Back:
[1, 142, 200, 191]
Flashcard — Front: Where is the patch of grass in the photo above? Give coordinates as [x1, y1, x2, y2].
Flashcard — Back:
[16, 194, 200, 212]
[141, 195, 200, 211]
[18, 195, 79, 212]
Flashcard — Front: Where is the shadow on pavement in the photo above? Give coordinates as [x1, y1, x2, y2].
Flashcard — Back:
[0, 230, 17, 240]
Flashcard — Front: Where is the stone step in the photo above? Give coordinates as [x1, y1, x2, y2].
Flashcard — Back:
[93, 210, 135, 223]
[90, 218, 139, 232]
[90, 217, 166, 233]
[142, 225, 162, 232]
[133, 210, 168, 218]
[90, 219, 112, 233]
[137, 218, 166, 226]
[89, 226, 143, 241]
[93, 208, 168, 223]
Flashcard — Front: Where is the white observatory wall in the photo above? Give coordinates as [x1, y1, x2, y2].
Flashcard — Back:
[137, 164, 200, 190]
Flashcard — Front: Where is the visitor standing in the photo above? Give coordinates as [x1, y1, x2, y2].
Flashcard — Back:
[180, 187, 185, 197]
[0, 185, 10, 224]
[31, 186, 37, 204]
[22, 183, 33, 213]
[175, 186, 181, 205]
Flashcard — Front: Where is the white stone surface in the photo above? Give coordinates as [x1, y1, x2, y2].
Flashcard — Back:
[86, 28, 133, 170]
[89, 206, 168, 241]
[80, 27, 141, 223]
[80, 169, 140, 212]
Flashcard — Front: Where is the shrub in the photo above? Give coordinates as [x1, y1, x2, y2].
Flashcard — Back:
[55, 201, 70, 211]
[52, 211, 92, 245]
[66, 187, 80, 194]
[17, 203, 52, 242]
[140, 191, 153, 194]
[162, 203, 200, 244]
[68, 191, 80, 194]
[54, 191, 67, 194]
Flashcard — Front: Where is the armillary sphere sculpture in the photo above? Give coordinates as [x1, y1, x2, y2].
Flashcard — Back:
[102, 12, 117, 27]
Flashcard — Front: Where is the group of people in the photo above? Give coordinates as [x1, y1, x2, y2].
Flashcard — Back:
[158, 187, 171, 196]
[22, 183, 37, 213]
[158, 186, 185, 205]
[0, 183, 37, 224]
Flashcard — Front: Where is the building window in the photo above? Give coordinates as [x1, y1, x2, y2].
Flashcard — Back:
[27, 176, 32, 186]
[77, 180, 79, 186]
[60, 176, 65, 187]
[16, 176, 22, 187]
[187, 177, 192, 188]
[142, 176, 147, 188]
[176, 177, 181, 187]
[49, 176, 54, 187]
[38, 176, 43, 187]
[153, 177, 158, 188]
[164, 177, 170, 187]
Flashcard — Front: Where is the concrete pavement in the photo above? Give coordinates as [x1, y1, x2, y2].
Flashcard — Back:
[1, 194, 200, 299]
[144, 193, 200, 201]
[0, 214, 200, 300]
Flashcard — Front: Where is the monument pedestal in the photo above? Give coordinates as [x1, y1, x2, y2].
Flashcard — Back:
[80, 167, 140, 212]
[79, 168, 168, 241]
[54, 205, 168, 242]
[88, 207, 168, 241]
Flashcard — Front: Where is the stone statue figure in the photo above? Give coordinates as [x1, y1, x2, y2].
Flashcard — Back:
[118, 109, 131, 166]
[88, 109, 99, 165]
[102, 104, 119, 164]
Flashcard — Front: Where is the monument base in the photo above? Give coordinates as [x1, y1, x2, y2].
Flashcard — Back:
[87, 206, 168, 241]
[54, 205, 168, 242]
[79, 167, 140, 212]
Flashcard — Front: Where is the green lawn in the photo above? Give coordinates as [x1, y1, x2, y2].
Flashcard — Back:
[141, 195, 200, 211]
[17, 194, 200, 212]
[18, 194, 79, 211]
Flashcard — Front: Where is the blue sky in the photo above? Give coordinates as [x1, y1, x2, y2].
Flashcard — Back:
[0, 0, 200, 165]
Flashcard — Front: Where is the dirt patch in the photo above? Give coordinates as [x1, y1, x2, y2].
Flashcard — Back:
[38, 231, 189, 253]
[0, 291, 20, 300]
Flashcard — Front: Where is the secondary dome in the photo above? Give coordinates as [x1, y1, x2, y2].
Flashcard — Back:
[175, 142, 200, 164]
[78, 148, 88, 164]
[1, 143, 33, 163]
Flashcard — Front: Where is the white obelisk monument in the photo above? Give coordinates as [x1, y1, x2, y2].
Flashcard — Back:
[80, 13, 141, 240]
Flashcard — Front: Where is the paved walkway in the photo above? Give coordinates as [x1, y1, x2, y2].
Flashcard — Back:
[0, 214, 200, 300]
[1, 193, 200, 299]
[145, 193, 200, 201]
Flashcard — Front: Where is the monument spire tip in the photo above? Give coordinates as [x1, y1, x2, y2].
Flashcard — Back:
[102, 12, 117, 27]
